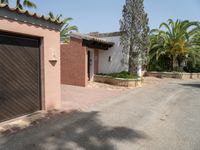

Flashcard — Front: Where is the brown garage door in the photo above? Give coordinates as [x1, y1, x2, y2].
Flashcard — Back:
[0, 32, 41, 122]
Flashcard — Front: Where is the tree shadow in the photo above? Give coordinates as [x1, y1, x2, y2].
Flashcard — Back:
[0, 111, 147, 150]
[180, 83, 200, 88]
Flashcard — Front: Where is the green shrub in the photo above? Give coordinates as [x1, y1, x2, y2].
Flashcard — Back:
[147, 55, 200, 73]
[97, 71, 139, 79]
[147, 55, 172, 72]
[184, 61, 200, 73]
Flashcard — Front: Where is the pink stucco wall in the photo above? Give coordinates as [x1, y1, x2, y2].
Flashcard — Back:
[0, 17, 61, 110]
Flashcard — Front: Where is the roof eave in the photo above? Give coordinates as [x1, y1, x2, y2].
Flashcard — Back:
[70, 33, 115, 46]
[0, 4, 63, 30]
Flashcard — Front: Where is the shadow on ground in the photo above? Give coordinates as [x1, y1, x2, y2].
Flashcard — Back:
[180, 83, 200, 88]
[0, 111, 147, 150]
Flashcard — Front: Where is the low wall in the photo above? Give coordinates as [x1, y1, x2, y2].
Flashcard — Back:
[94, 75, 142, 87]
[145, 72, 200, 80]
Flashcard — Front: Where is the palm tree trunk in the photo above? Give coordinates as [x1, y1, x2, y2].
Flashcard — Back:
[172, 55, 176, 71]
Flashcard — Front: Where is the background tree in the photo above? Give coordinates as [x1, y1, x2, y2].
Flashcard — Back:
[120, 0, 150, 75]
[0, 0, 8, 4]
[61, 18, 78, 43]
[149, 19, 200, 71]
[48, 11, 62, 21]
[16, 0, 37, 9]
[48, 12, 78, 43]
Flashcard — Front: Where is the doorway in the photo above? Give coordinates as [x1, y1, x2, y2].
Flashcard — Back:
[87, 49, 94, 81]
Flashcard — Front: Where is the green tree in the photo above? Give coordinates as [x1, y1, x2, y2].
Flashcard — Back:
[149, 19, 200, 71]
[48, 12, 78, 43]
[48, 11, 62, 21]
[16, 0, 37, 9]
[120, 0, 150, 75]
[0, 0, 8, 4]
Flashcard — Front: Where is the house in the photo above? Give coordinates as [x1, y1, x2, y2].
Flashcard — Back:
[61, 31, 128, 87]
[0, 4, 62, 122]
[92, 32, 128, 74]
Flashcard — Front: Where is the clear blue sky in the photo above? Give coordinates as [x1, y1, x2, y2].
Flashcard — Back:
[8, 0, 200, 33]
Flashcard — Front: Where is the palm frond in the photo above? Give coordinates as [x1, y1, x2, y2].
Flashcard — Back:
[60, 17, 78, 43]
[23, 0, 36, 8]
[149, 19, 200, 71]
[0, 0, 8, 4]
[48, 11, 55, 19]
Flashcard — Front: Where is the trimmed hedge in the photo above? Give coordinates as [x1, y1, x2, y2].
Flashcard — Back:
[98, 71, 139, 79]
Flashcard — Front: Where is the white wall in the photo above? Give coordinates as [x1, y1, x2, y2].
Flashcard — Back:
[98, 36, 128, 74]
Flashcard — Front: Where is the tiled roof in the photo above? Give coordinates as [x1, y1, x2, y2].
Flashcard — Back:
[70, 32, 115, 46]
[89, 31, 125, 37]
[0, 4, 63, 24]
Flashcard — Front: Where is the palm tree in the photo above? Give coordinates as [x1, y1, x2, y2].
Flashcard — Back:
[48, 12, 78, 43]
[0, 0, 8, 4]
[149, 19, 200, 71]
[186, 30, 200, 66]
[61, 18, 78, 43]
[16, 0, 37, 9]
[48, 12, 63, 22]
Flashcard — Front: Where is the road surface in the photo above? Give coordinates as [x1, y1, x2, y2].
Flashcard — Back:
[0, 78, 200, 150]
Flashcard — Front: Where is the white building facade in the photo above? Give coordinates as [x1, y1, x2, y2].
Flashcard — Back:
[96, 32, 128, 74]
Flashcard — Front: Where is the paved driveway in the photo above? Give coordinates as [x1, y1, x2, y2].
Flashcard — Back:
[61, 83, 127, 111]
[0, 78, 200, 150]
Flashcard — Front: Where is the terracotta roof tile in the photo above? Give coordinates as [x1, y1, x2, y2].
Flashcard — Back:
[70, 32, 115, 46]
[0, 4, 63, 24]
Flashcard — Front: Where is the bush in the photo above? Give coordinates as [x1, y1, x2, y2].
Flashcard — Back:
[147, 55, 172, 72]
[148, 55, 200, 73]
[184, 61, 200, 73]
[98, 71, 139, 79]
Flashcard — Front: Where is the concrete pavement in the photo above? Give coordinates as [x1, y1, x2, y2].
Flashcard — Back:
[0, 78, 200, 150]
[61, 83, 126, 111]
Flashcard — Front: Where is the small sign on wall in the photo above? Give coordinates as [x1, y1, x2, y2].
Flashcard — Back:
[49, 48, 57, 62]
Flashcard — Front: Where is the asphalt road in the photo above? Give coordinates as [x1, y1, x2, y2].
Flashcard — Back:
[0, 78, 200, 150]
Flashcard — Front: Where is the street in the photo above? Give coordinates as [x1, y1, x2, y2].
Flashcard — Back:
[0, 78, 200, 150]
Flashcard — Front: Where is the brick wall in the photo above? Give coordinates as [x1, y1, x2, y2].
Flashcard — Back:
[61, 37, 87, 87]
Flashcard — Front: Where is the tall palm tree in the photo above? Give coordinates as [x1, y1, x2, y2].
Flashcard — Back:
[60, 17, 78, 43]
[187, 30, 200, 66]
[16, 0, 37, 9]
[48, 12, 78, 43]
[149, 19, 200, 71]
[48, 12, 63, 22]
[0, 0, 8, 4]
